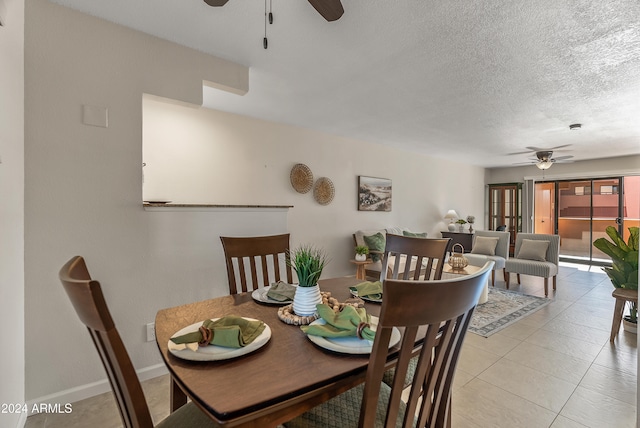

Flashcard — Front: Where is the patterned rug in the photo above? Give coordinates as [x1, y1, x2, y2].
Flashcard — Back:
[469, 288, 551, 337]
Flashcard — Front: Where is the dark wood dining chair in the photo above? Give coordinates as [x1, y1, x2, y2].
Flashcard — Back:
[58, 256, 215, 428]
[220, 233, 293, 295]
[381, 234, 450, 281]
[284, 261, 494, 428]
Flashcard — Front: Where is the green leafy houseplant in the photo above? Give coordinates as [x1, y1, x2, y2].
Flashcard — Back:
[288, 245, 329, 287]
[355, 245, 369, 256]
[593, 226, 639, 322]
[456, 219, 467, 225]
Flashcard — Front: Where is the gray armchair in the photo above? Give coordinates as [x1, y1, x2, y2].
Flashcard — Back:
[465, 230, 510, 286]
[505, 233, 560, 296]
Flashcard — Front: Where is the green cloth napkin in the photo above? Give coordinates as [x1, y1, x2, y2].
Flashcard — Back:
[171, 316, 266, 348]
[352, 281, 383, 299]
[301, 304, 375, 341]
[266, 281, 296, 301]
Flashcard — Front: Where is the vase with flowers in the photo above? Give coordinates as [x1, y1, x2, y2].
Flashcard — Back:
[456, 219, 467, 233]
[287, 244, 329, 316]
[467, 215, 475, 233]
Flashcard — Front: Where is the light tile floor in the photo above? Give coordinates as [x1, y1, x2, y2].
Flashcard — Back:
[26, 263, 637, 428]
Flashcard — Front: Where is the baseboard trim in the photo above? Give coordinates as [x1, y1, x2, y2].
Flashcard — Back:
[25, 364, 168, 416]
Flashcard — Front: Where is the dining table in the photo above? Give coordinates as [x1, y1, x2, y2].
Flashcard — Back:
[154, 276, 412, 428]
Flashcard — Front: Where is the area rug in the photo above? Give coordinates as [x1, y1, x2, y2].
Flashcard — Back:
[468, 288, 551, 337]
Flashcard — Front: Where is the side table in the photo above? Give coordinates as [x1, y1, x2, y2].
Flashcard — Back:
[610, 288, 638, 342]
[350, 259, 372, 281]
[441, 231, 474, 254]
[442, 264, 488, 304]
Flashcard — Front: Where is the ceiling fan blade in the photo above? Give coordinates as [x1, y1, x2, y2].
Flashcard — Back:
[553, 155, 574, 161]
[307, 0, 344, 21]
[507, 146, 545, 156]
[548, 144, 572, 151]
[203, 0, 229, 6]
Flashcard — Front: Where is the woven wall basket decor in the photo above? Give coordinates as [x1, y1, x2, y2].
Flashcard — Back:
[290, 163, 314, 193]
[313, 177, 335, 205]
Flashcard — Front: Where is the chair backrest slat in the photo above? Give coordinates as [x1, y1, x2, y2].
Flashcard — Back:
[381, 234, 450, 282]
[360, 261, 493, 428]
[220, 234, 293, 295]
[59, 256, 153, 428]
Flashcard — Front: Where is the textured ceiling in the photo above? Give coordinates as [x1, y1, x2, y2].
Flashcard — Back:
[49, 0, 640, 168]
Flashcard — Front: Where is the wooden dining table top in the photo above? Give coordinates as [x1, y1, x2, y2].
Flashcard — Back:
[155, 276, 397, 428]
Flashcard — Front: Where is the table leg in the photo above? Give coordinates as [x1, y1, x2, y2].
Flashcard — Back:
[356, 264, 366, 280]
[170, 375, 187, 412]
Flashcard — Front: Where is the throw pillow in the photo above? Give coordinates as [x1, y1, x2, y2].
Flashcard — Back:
[517, 239, 549, 261]
[403, 231, 428, 238]
[471, 236, 499, 256]
[363, 232, 386, 262]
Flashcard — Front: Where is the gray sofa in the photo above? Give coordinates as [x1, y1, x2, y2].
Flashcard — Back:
[464, 230, 510, 286]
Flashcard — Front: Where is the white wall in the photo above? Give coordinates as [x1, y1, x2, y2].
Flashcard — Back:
[24, 0, 485, 407]
[0, 0, 25, 427]
[24, 0, 248, 402]
[143, 98, 487, 294]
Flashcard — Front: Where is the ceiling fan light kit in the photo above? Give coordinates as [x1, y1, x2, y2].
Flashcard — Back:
[536, 160, 553, 170]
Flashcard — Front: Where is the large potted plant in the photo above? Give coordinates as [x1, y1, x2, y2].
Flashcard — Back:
[593, 226, 639, 332]
[288, 244, 329, 316]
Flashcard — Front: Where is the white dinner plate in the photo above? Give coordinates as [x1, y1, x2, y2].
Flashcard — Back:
[168, 318, 271, 361]
[349, 287, 382, 303]
[251, 285, 294, 305]
[306, 316, 401, 354]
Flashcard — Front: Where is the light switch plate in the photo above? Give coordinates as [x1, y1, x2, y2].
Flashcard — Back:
[83, 105, 109, 128]
[0, 0, 6, 26]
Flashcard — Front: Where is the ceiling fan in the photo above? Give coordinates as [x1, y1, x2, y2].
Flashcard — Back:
[203, 0, 344, 22]
[513, 148, 574, 170]
[531, 150, 574, 170]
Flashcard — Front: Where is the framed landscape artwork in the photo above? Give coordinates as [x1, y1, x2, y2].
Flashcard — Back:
[358, 176, 392, 211]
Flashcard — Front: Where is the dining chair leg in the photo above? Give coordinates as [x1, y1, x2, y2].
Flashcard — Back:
[505, 272, 510, 289]
[491, 270, 495, 286]
[503, 269, 507, 283]
[516, 273, 521, 284]
[170, 376, 188, 412]
[553, 276, 557, 291]
[543, 278, 549, 297]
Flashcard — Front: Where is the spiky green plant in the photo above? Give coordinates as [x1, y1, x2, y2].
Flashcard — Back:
[593, 226, 638, 321]
[287, 245, 329, 287]
[355, 245, 369, 255]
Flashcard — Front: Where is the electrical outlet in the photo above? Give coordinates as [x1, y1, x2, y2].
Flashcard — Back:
[146, 323, 155, 342]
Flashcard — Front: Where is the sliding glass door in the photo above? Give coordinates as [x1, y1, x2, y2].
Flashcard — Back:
[557, 178, 621, 263]
[534, 176, 640, 264]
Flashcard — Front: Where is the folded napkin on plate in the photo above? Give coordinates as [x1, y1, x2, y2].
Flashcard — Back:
[301, 304, 375, 340]
[266, 281, 296, 301]
[352, 281, 383, 299]
[170, 316, 265, 350]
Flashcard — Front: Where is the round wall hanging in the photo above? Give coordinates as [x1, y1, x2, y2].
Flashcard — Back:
[313, 177, 335, 205]
[290, 163, 313, 194]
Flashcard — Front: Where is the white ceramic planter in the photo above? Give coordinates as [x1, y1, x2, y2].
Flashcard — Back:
[623, 318, 637, 334]
[293, 284, 322, 316]
[355, 253, 367, 262]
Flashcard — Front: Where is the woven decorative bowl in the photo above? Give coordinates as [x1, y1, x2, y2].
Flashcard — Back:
[290, 163, 313, 193]
[447, 243, 468, 269]
[313, 177, 335, 205]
